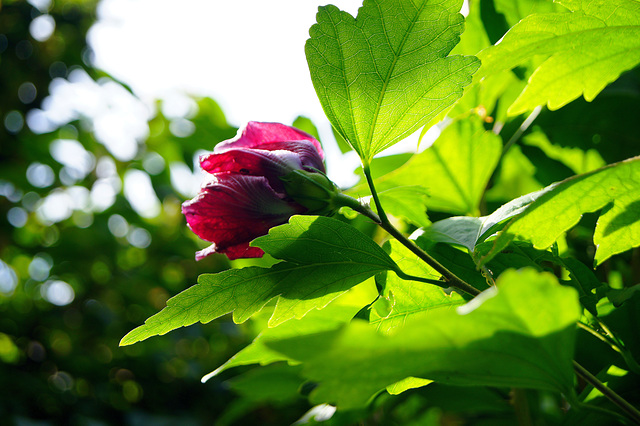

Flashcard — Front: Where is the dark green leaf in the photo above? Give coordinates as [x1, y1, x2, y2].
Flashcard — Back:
[266, 268, 580, 408]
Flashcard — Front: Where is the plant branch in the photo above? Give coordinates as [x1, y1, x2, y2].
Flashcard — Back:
[578, 321, 640, 375]
[500, 106, 541, 159]
[334, 191, 481, 298]
[573, 360, 640, 424]
[362, 164, 390, 225]
[393, 270, 449, 288]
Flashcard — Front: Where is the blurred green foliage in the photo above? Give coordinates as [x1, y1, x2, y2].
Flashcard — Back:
[0, 1, 308, 424]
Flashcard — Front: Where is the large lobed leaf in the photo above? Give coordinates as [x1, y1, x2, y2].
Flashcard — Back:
[266, 268, 581, 409]
[121, 216, 396, 345]
[306, 0, 479, 162]
[478, 0, 640, 115]
[481, 156, 640, 266]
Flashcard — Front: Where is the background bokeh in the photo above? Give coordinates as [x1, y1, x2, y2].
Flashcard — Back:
[0, 0, 329, 423]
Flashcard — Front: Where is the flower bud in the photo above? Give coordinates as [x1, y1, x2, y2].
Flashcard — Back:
[280, 169, 339, 216]
[182, 121, 331, 261]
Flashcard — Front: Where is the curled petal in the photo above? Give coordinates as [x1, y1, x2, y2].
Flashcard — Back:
[182, 174, 304, 260]
[200, 148, 304, 190]
[215, 122, 324, 162]
[252, 140, 326, 172]
[195, 242, 263, 261]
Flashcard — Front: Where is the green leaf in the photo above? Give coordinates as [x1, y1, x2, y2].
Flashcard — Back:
[493, 0, 566, 28]
[521, 130, 605, 176]
[607, 284, 640, 307]
[485, 144, 546, 204]
[292, 116, 321, 141]
[202, 283, 374, 381]
[266, 268, 580, 409]
[478, 0, 640, 115]
[593, 193, 640, 265]
[370, 240, 465, 335]
[306, 0, 480, 162]
[351, 116, 502, 215]
[561, 257, 602, 316]
[419, 186, 552, 252]
[252, 216, 397, 270]
[533, 77, 640, 165]
[121, 217, 396, 345]
[386, 376, 432, 395]
[481, 156, 640, 266]
[375, 186, 431, 228]
[225, 363, 305, 403]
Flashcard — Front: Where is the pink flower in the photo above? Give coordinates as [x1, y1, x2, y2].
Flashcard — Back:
[182, 121, 327, 260]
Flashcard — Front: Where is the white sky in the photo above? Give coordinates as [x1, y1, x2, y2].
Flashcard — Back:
[89, 0, 362, 127]
[87, 0, 425, 187]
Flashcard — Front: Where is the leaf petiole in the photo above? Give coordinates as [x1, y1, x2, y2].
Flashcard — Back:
[334, 173, 481, 298]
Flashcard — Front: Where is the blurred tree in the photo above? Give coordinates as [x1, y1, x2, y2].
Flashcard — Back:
[0, 1, 311, 424]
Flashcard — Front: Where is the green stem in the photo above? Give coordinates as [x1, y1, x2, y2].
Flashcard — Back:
[579, 321, 640, 375]
[573, 360, 640, 424]
[500, 106, 541, 159]
[394, 270, 449, 289]
[334, 192, 481, 298]
[362, 164, 390, 225]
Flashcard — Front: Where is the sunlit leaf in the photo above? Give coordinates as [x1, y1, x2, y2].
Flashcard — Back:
[418, 186, 552, 252]
[252, 216, 397, 270]
[351, 116, 501, 215]
[386, 376, 432, 395]
[375, 186, 431, 228]
[481, 156, 640, 266]
[266, 268, 580, 409]
[370, 240, 465, 335]
[121, 217, 397, 345]
[306, 0, 479, 162]
[478, 0, 640, 115]
[202, 283, 374, 381]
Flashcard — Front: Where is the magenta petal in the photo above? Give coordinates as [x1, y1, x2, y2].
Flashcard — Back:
[196, 242, 264, 261]
[249, 140, 326, 172]
[215, 122, 324, 161]
[182, 174, 303, 260]
[200, 148, 303, 177]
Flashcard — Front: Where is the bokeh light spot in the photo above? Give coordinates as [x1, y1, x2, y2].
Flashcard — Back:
[49, 371, 74, 392]
[127, 227, 151, 248]
[0, 333, 20, 364]
[18, 82, 37, 104]
[36, 190, 73, 223]
[26, 163, 55, 188]
[5, 110, 25, 134]
[41, 280, 75, 306]
[123, 170, 161, 218]
[0, 260, 18, 295]
[7, 207, 28, 228]
[108, 214, 129, 238]
[30, 14, 56, 42]
[142, 152, 165, 175]
[28, 254, 53, 281]
[50, 139, 96, 182]
[169, 118, 195, 138]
